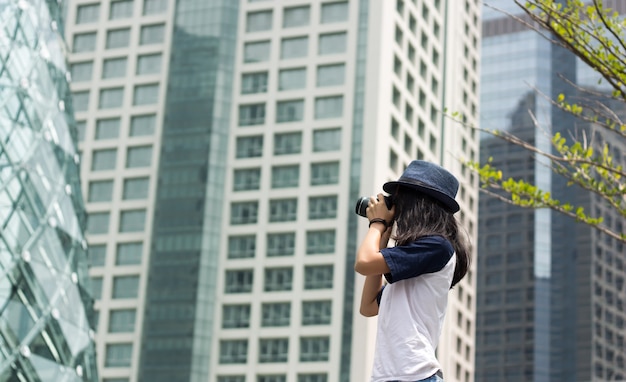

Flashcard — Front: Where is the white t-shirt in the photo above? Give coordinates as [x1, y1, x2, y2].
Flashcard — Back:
[371, 235, 455, 382]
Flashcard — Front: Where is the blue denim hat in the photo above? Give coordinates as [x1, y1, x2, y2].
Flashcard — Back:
[383, 160, 460, 213]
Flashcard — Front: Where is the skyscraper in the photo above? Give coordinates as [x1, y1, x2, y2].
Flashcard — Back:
[476, 2, 626, 381]
[64, 1, 480, 381]
[0, 0, 98, 380]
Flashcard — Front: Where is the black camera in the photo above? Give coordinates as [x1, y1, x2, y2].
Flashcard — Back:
[355, 195, 393, 218]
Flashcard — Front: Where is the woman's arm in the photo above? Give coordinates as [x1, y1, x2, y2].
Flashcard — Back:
[359, 275, 384, 317]
[354, 193, 394, 276]
[356, 193, 395, 316]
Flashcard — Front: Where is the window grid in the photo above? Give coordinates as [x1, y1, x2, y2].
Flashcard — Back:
[259, 338, 289, 363]
[269, 198, 297, 222]
[266, 232, 295, 257]
[228, 235, 256, 259]
[304, 265, 333, 290]
[264, 267, 293, 292]
[225, 270, 254, 293]
[222, 304, 251, 329]
[261, 302, 290, 327]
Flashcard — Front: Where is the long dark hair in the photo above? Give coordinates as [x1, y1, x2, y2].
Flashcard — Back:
[391, 187, 471, 288]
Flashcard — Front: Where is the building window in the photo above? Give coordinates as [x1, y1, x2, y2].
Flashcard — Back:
[72, 91, 89, 112]
[73, 32, 97, 53]
[225, 270, 254, 293]
[91, 277, 103, 299]
[219, 340, 248, 364]
[264, 267, 293, 292]
[300, 337, 330, 362]
[102, 57, 127, 79]
[133, 84, 159, 105]
[230, 201, 259, 225]
[119, 209, 146, 232]
[99, 87, 124, 109]
[238, 103, 266, 126]
[259, 338, 289, 363]
[269, 198, 297, 222]
[278, 67, 306, 91]
[281, 36, 308, 59]
[314, 96, 343, 119]
[105, 343, 132, 367]
[304, 265, 333, 289]
[276, 99, 304, 123]
[246, 10, 273, 32]
[302, 300, 332, 325]
[130, 114, 156, 136]
[112, 275, 140, 299]
[235, 135, 263, 158]
[271, 165, 299, 188]
[91, 149, 117, 171]
[126, 146, 152, 168]
[318, 32, 347, 55]
[258, 376, 286, 382]
[95, 118, 121, 140]
[321, 1, 348, 23]
[267, 232, 295, 257]
[75, 121, 86, 141]
[88, 180, 114, 202]
[310, 162, 339, 185]
[136, 53, 162, 75]
[228, 235, 256, 259]
[89, 244, 106, 267]
[123, 177, 150, 200]
[306, 230, 335, 255]
[140, 24, 165, 45]
[283, 6, 310, 28]
[70, 61, 93, 82]
[308, 195, 337, 220]
[143, 0, 167, 15]
[217, 378, 244, 382]
[106, 28, 131, 49]
[116, 242, 143, 265]
[273, 132, 301, 155]
[108, 309, 136, 333]
[262, 302, 290, 327]
[109, 0, 133, 19]
[241, 72, 268, 94]
[243, 40, 270, 63]
[233, 168, 261, 191]
[298, 374, 328, 382]
[392, 86, 401, 108]
[317, 63, 345, 87]
[312, 128, 341, 152]
[222, 304, 251, 329]
[76, 3, 100, 24]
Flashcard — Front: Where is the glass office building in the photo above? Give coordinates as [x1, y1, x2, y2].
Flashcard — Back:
[476, 2, 626, 381]
[0, 0, 98, 381]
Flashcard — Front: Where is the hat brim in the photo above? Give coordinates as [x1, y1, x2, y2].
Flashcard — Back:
[383, 181, 460, 213]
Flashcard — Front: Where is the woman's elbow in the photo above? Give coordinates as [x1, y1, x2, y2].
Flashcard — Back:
[354, 260, 371, 275]
[360, 305, 378, 317]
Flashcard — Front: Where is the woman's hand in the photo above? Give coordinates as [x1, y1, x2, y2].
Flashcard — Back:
[366, 193, 395, 229]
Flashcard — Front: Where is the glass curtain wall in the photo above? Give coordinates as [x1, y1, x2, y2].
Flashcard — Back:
[0, 1, 98, 381]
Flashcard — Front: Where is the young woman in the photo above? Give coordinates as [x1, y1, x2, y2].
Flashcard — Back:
[354, 160, 471, 382]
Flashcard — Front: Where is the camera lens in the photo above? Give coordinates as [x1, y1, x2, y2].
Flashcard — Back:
[355, 195, 392, 218]
[355, 196, 370, 217]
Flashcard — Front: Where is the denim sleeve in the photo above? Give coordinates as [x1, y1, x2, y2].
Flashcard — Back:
[381, 235, 453, 284]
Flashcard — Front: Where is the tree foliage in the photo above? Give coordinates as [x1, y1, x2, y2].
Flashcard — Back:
[467, 0, 626, 243]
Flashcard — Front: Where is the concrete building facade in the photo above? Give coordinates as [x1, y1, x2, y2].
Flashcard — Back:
[64, 1, 480, 381]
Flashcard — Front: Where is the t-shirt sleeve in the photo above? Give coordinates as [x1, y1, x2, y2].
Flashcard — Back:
[380, 235, 454, 284]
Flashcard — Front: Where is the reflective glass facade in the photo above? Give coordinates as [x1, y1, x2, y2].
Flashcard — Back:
[477, 3, 626, 382]
[0, 0, 98, 381]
